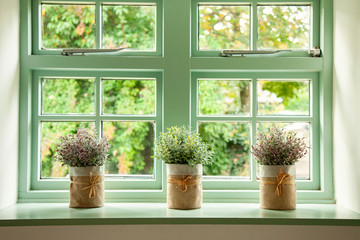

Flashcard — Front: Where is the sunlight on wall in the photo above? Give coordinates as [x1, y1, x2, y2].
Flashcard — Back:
[0, 0, 19, 209]
[334, 0, 360, 213]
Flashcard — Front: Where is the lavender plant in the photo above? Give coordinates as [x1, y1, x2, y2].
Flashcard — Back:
[154, 126, 214, 166]
[251, 126, 308, 165]
[54, 128, 110, 167]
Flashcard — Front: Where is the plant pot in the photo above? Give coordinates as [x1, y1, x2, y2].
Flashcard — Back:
[166, 164, 202, 210]
[260, 165, 296, 210]
[69, 166, 105, 208]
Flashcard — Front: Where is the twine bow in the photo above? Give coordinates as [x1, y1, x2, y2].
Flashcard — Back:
[275, 168, 290, 197]
[167, 175, 200, 192]
[80, 171, 102, 198]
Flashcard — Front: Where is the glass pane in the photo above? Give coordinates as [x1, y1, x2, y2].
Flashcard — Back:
[199, 122, 251, 177]
[41, 4, 95, 49]
[42, 78, 95, 114]
[102, 5, 156, 50]
[257, 122, 310, 179]
[257, 80, 310, 115]
[198, 79, 251, 115]
[103, 121, 155, 175]
[102, 79, 156, 115]
[198, 5, 250, 50]
[258, 5, 310, 49]
[41, 122, 95, 178]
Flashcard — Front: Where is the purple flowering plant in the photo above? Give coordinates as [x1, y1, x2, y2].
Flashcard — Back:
[251, 126, 308, 165]
[54, 128, 110, 167]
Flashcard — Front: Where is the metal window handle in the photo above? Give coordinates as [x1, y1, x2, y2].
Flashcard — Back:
[220, 50, 291, 57]
[61, 48, 128, 56]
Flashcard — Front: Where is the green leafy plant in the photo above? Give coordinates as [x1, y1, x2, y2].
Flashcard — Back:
[54, 128, 110, 167]
[154, 126, 214, 166]
[251, 126, 308, 165]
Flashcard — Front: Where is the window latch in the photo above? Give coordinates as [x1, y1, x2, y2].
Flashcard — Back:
[308, 47, 321, 57]
[61, 48, 128, 56]
[220, 50, 291, 57]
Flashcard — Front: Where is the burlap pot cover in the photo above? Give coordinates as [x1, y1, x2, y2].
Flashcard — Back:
[260, 165, 296, 210]
[69, 166, 104, 208]
[166, 164, 202, 210]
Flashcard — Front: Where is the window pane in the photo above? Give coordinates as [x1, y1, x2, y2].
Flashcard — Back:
[102, 79, 156, 115]
[258, 5, 310, 49]
[42, 78, 95, 114]
[257, 80, 310, 116]
[40, 122, 95, 178]
[198, 79, 251, 116]
[257, 122, 310, 179]
[102, 5, 156, 50]
[103, 121, 155, 175]
[199, 122, 251, 177]
[198, 5, 250, 50]
[41, 4, 95, 49]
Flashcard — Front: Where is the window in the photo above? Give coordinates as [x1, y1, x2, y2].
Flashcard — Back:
[19, 0, 333, 202]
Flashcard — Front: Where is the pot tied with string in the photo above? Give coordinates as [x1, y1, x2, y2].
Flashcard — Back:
[154, 126, 214, 210]
[251, 126, 308, 210]
[54, 128, 110, 208]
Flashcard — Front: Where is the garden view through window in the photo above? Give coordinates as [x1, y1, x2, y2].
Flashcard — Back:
[36, 1, 316, 186]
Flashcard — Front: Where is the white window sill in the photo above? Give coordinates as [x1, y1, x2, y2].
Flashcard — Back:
[0, 203, 359, 226]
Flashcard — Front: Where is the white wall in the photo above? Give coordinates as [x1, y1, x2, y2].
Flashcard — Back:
[333, 0, 360, 213]
[0, 0, 19, 209]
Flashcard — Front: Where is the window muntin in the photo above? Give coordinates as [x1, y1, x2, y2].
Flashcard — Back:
[35, 0, 162, 55]
[198, 4, 250, 50]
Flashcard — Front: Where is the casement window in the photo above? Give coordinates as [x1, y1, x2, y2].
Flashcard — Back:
[19, 0, 333, 202]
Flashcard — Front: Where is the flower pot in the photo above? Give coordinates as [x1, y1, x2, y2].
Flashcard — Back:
[69, 166, 104, 208]
[260, 165, 296, 210]
[166, 164, 202, 210]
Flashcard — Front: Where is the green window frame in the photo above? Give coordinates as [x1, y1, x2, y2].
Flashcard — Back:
[19, 0, 333, 203]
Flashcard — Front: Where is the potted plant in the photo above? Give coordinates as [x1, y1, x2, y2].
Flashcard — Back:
[154, 126, 214, 209]
[54, 127, 110, 208]
[251, 126, 308, 210]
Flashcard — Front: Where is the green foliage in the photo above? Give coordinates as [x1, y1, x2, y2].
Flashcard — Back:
[258, 6, 310, 49]
[42, 78, 94, 114]
[102, 6, 155, 50]
[41, 4, 95, 49]
[199, 5, 250, 50]
[154, 126, 214, 166]
[199, 122, 250, 176]
[199, 80, 250, 115]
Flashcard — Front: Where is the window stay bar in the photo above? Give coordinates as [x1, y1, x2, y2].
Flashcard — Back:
[220, 50, 292, 57]
[61, 48, 128, 56]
